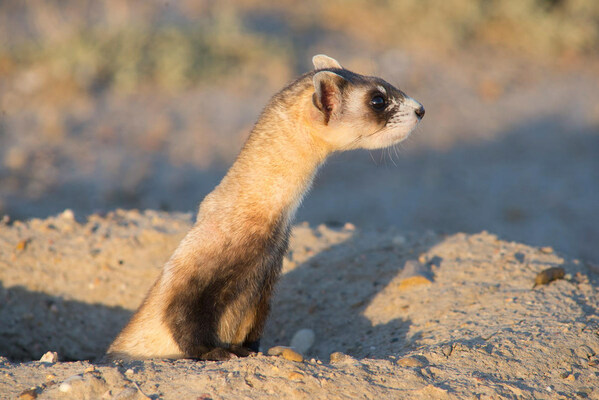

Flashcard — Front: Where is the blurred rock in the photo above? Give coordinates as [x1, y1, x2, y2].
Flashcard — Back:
[290, 328, 315, 354]
[39, 351, 58, 363]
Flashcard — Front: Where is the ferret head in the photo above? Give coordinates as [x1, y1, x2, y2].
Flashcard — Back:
[309, 54, 424, 150]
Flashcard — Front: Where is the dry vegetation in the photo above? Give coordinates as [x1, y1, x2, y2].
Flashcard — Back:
[1, 0, 598, 93]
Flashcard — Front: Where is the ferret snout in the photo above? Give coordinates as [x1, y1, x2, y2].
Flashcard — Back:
[403, 97, 425, 120]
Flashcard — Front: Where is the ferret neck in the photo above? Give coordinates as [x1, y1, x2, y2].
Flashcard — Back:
[199, 102, 329, 231]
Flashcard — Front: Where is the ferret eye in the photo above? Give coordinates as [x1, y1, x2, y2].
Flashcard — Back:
[370, 95, 386, 110]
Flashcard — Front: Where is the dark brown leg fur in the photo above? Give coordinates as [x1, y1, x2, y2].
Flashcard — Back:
[165, 223, 289, 359]
[240, 292, 271, 352]
[243, 339, 260, 353]
[229, 345, 253, 357]
[199, 345, 256, 361]
[200, 348, 237, 361]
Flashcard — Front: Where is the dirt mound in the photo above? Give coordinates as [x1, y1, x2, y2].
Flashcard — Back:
[1, 211, 598, 398]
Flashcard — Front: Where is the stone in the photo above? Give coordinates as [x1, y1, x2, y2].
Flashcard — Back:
[290, 328, 315, 354]
[329, 352, 356, 364]
[398, 260, 433, 289]
[533, 267, 565, 288]
[59, 374, 83, 393]
[267, 346, 286, 356]
[397, 356, 425, 368]
[267, 346, 303, 362]
[18, 388, 37, 399]
[15, 239, 29, 252]
[60, 209, 76, 221]
[39, 351, 58, 363]
[282, 348, 304, 362]
[399, 276, 432, 289]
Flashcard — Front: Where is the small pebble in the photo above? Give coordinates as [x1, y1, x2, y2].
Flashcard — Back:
[282, 348, 303, 362]
[18, 388, 37, 399]
[562, 373, 576, 381]
[58, 382, 72, 393]
[267, 346, 287, 356]
[399, 276, 432, 289]
[267, 346, 303, 362]
[59, 375, 83, 393]
[533, 267, 565, 288]
[398, 260, 433, 289]
[441, 344, 453, 357]
[397, 356, 425, 368]
[60, 209, 75, 221]
[287, 371, 303, 381]
[125, 368, 134, 375]
[290, 328, 315, 354]
[39, 351, 58, 363]
[329, 352, 355, 364]
[540, 246, 554, 254]
[16, 239, 29, 252]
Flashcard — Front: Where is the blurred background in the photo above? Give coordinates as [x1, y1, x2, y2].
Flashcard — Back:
[0, 0, 597, 261]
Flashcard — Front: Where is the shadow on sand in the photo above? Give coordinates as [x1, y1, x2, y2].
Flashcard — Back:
[0, 117, 597, 362]
[1, 228, 441, 363]
[0, 282, 131, 362]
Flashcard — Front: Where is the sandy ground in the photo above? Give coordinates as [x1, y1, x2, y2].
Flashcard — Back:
[1, 210, 598, 399]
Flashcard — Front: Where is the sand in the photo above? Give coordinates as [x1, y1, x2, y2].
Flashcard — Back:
[1, 210, 598, 399]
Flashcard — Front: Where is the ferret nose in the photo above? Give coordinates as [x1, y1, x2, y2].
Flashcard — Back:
[415, 105, 425, 120]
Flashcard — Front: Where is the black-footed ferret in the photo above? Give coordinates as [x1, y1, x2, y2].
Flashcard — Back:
[106, 54, 424, 361]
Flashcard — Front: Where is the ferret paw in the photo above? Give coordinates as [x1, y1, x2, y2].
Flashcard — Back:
[229, 345, 253, 358]
[200, 348, 238, 361]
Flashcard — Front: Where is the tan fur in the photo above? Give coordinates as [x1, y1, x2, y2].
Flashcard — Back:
[107, 282, 184, 359]
[106, 55, 424, 361]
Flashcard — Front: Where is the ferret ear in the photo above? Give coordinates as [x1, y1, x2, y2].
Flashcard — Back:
[312, 54, 343, 70]
[312, 71, 346, 125]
